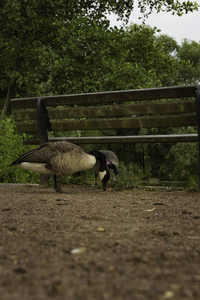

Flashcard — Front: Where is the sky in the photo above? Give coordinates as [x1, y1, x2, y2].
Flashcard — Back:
[109, 1, 200, 44]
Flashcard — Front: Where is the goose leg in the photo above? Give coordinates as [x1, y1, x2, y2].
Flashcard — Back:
[95, 173, 98, 187]
[53, 175, 62, 193]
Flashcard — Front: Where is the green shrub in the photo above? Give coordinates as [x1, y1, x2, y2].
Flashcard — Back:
[0, 117, 39, 183]
[166, 141, 198, 187]
[111, 162, 135, 191]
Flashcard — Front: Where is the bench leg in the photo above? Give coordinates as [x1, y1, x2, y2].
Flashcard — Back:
[36, 98, 52, 186]
[195, 86, 200, 190]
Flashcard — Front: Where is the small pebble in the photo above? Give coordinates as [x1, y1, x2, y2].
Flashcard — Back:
[70, 248, 86, 254]
[56, 198, 70, 202]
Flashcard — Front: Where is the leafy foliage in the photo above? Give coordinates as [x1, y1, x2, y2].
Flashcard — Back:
[137, 0, 199, 19]
[111, 163, 135, 191]
[177, 39, 200, 84]
[0, 0, 199, 115]
[0, 117, 38, 183]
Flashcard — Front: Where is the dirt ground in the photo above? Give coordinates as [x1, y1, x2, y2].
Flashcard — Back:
[0, 183, 200, 300]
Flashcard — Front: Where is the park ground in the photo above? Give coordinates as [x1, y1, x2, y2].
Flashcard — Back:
[0, 183, 200, 300]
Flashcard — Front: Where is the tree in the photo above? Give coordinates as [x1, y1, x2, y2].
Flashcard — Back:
[0, 0, 199, 117]
[176, 39, 200, 84]
[136, 0, 199, 19]
[122, 24, 182, 87]
[0, 0, 131, 117]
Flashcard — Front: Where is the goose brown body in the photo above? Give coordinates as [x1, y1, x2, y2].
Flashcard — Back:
[8, 141, 109, 192]
[44, 142, 96, 176]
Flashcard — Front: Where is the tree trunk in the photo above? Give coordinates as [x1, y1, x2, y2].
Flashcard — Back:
[1, 82, 16, 119]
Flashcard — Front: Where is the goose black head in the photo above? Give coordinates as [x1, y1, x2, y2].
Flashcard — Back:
[108, 162, 119, 176]
[89, 150, 110, 191]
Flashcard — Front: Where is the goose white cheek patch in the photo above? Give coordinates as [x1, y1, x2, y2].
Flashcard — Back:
[99, 171, 106, 181]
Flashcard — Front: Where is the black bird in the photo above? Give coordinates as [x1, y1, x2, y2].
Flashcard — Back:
[93, 150, 119, 187]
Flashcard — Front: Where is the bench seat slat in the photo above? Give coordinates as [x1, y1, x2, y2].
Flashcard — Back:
[49, 134, 199, 143]
[23, 134, 198, 145]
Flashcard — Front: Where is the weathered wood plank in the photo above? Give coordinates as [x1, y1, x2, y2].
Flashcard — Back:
[51, 114, 197, 130]
[13, 110, 36, 121]
[11, 85, 198, 108]
[16, 113, 197, 133]
[23, 134, 198, 145]
[13, 100, 196, 121]
[49, 134, 199, 143]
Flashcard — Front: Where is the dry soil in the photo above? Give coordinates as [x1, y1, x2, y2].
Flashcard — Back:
[0, 183, 200, 300]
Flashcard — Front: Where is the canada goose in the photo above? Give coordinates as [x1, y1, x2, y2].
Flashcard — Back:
[8, 141, 110, 193]
[93, 150, 119, 187]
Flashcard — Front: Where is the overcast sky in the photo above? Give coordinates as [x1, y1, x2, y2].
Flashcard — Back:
[109, 1, 200, 44]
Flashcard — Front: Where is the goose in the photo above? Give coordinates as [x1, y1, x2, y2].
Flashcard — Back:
[8, 141, 110, 193]
[93, 150, 119, 187]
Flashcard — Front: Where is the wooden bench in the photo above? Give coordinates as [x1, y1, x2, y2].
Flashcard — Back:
[11, 85, 200, 187]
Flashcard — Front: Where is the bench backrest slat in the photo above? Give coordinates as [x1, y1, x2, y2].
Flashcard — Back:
[11, 85, 197, 108]
[13, 100, 196, 121]
[15, 113, 197, 133]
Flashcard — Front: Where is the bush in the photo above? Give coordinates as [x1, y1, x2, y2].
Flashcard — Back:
[167, 141, 198, 186]
[111, 162, 135, 191]
[0, 117, 39, 183]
